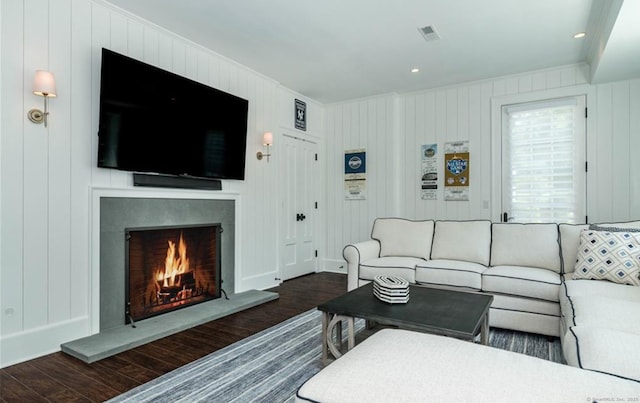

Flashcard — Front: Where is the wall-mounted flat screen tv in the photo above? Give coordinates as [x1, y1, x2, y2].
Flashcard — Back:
[97, 48, 248, 181]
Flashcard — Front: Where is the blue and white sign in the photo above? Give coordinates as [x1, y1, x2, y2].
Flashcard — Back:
[345, 149, 366, 200]
[344, 151, 366, 175]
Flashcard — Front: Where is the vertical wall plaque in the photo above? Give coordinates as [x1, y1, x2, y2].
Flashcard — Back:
[421, 144, 438, 200]
[344, 149, 366, 200]
[295, 99, 307, 131]
[444, 141, 470, 201]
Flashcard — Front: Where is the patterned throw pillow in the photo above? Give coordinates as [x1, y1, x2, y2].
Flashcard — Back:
[573, 230, 640, 286]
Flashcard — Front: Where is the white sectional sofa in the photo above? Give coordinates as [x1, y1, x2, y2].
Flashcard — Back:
[343, 218, 640, 382]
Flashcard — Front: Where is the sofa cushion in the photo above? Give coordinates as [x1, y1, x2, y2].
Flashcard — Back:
[359, 256, 422, 284]
[568, 295, 640, 334]
[371, 218, 434, 260]
[566, 326, 640, 382]
[560, 278, 640, 333]
[490, 223, 561, 273]
[572, 230, 640, 286]
[482, 265, 561, 302]
[562, 277, 640, 301]
[430, 220, 491, 265]
[558, 223, 589, 275]
[561, 279, 640, 328]
[415, 259, 485, 290]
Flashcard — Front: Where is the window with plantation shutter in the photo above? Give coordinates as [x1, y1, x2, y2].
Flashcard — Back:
[501, 96, 586, 224]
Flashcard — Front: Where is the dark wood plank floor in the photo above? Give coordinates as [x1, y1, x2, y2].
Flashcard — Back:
[0, 272, 347, 403]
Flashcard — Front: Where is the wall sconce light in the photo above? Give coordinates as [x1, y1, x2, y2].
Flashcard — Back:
[27, 70, 57, 128]
[256, 131, 273, 162]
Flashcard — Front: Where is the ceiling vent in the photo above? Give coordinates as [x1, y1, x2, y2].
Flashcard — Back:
[418, 25, 440, 42]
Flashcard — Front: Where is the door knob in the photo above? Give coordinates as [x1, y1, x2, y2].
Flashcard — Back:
[296, 213, 306, 221]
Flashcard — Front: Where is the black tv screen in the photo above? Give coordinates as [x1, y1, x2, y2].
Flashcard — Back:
[97, 48, 248, 180]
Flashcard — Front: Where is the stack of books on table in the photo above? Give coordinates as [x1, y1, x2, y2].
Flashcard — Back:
[373, 275, 410, 304]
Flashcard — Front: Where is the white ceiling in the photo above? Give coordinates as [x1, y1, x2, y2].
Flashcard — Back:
[105, 0, 637, 103]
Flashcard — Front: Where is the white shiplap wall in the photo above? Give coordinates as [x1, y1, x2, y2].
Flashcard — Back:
[0, 0, 323, 367]
[324, 64, 640, 265]
[592, 80, 640, 221]
[323, 94, 398, 272]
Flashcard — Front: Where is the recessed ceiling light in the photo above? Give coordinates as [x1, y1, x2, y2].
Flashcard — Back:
[411, 68, 420, 73]
[573, 32, 586, 39]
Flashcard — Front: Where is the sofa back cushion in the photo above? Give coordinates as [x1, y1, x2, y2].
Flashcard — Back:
[490, 223, 561, 272]
[371, 218, 434, 260]
[559, 224, 589, 274]
[431, 220, 491, 265]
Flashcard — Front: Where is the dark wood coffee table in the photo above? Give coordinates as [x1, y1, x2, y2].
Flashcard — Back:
[318, 283, 493, 359]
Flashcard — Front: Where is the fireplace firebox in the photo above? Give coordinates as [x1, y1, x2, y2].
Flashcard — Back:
[125, 223, 222, 324]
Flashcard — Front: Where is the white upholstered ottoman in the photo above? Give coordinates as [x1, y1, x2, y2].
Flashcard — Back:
[296, 329, 640, 402]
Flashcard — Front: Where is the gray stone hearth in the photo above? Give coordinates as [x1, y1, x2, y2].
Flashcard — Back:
[61, 289, 277, 363]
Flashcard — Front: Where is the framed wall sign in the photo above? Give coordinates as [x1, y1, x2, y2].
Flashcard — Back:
[344, 149, 366, 200]
[421, 144, 438, 200]
[295, 99, 307, 131]
[444, 141, 470, 201]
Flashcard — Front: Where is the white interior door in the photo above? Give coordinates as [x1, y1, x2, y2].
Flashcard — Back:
[281, 134, 318, 280]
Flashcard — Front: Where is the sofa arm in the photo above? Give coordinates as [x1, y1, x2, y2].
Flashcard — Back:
[343, 240, 380, 291]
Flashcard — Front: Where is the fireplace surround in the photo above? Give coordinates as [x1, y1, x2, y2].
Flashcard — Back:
[60, 189, 278, 363]
[100, 196, 235, 331]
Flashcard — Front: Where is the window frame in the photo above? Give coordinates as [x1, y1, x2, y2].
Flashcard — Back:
[490, 85, 594, 223]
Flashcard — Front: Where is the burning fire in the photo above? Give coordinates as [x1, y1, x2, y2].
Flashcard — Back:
[156, 232, 191, 287]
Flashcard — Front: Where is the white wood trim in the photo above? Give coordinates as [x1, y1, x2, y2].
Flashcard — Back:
[0, 316, 89, 368]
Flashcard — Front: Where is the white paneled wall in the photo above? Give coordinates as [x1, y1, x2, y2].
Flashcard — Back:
[592, 79, 640, 222]
[324, 95, 397, 272]
[0, 0, 321, 367]
[324, 65, 640, 265]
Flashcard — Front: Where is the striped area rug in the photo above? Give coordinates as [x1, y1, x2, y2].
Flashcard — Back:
[108, 309, 564, 403]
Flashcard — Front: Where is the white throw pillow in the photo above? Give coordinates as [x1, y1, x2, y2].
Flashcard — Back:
[572, 230, 640, 286]
[371, 218, 434, 260]
[430, 220, 491, 265]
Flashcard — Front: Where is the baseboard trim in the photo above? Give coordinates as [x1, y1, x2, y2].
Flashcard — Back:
[0, 316, 89, 368]
[321, 258, 347, 274]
